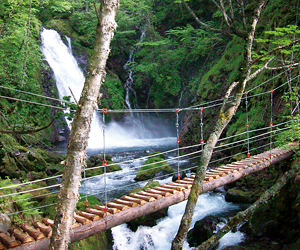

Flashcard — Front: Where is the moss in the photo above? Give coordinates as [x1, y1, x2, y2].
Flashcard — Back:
[129, 180, 160, 194]
[0, 154, 21, 178]
[76, 194, 101, 211]
[69, 230, 113, 250]
[85, 154, 121, 178]
[134, 153, 174, 181]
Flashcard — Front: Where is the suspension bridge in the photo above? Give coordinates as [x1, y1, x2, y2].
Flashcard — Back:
[0, 144, 296, 250]
[0, 68, 299, 249]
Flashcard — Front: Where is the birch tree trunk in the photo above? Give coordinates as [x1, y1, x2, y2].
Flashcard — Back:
[171, 1, 267, 249]
[49, 1, 119, 249]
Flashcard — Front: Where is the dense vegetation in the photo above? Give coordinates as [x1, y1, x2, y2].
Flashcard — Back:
[0, 0, 299, 248]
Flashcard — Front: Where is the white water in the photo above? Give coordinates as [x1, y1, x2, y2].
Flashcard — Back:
[112, 192, 245, 250]
[40, 28, 176, 149]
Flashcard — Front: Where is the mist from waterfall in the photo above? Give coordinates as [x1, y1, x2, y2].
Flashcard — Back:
[40, 28, 176, 149]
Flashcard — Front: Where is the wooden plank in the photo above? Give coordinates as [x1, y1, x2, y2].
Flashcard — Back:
[42, 218, 54, 228]
[0, 232, 20, 248]
[145, 188, 171, 197]
[72, 223, 81, 229]
[74, 214, 91, 225]
[153, 186, 178, 194]
[94, 205, 118, 214]
[170, 181, 192, 189]
[21, 224, 45, 241]
[129, 193, 155, 202]
[33, 221, 52, 237]
[121, 195, 147, 205]
[107, 202, 129, 211]
[85, 207, 109, 217]
[138, 191, 162, 200]
[113, 198, 138, 207]
[9, 228, 34, 244]
[183, 177, 195, 182]
[161, 184, 185, 191]
[76, 211, 101, 221]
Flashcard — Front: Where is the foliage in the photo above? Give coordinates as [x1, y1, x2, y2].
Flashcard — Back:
[0, 177, 40, 225]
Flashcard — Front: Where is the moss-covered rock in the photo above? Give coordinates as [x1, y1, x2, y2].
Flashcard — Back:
[69, 230, 113, 250]
[225, 188, 254, 204]
[134, 153, 174, 181]
[0, 154, 22, 178]
[86, 154, 121, 178]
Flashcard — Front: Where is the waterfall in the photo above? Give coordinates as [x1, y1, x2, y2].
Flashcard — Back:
[40, 28, 176, 150]
[41, 28, 102, 148]
[123, 29, 148, 138]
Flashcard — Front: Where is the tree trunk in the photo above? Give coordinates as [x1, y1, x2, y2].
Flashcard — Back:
[171, 1, 267, 249]
[195, 161, 300, 249]
[48, 1, 119, 249]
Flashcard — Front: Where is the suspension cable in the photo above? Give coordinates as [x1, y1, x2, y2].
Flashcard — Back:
[176, 109, 180, 180]
[102, 108, 108, 214]
[245, 91, 251, 157]
[270, 89, 274, 158]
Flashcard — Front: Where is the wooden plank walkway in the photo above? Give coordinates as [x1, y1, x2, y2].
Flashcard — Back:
[1, 145, 295, 250]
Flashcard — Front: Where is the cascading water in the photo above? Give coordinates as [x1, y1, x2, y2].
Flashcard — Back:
[40, 28, 175, 149]
[40, 28, 102, 148]
[123, 29, 148, 138]
[112, 192, 245, 250]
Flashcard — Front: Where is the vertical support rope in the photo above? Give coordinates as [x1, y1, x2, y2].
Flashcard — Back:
[270, 89, 274, 158]
[200, 107, 204, 151]
[84, 163, 88, 208]
[102, 108, 108, 214]
[176, 109, 180, 180]
[245, 91, 250, 157]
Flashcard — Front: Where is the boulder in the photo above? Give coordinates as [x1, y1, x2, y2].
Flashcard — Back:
[225, 188, 253, 204]
[86, 154, 121, 177]
[187, 215, 221, 247]
[134, 153, 174, 181]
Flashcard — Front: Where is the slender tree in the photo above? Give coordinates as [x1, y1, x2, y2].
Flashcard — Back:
[171, 0, 299, 249]
[49, 1, 119, 249]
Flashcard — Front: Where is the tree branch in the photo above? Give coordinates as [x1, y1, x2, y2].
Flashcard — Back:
[195, 160, 300, 249]
[228, 0, 235, 20]
[181, 0, 232, 37]
[248, 57, 274, 81]
[94, 2, 101, 24]
[0, 119, 54, 135]
[252, 39, 300, 64]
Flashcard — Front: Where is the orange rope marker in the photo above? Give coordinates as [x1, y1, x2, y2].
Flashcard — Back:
[102, 108, 107, 114]
[102, 160, 107, 166]
[84, 200, 88, 208]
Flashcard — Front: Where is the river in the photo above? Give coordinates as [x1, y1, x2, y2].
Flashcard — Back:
[41, 28, 245, 249]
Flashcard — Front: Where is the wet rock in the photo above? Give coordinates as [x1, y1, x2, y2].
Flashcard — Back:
[0, 213, 11, 233]
[126, 208, 168, 232]
[134, 153, 174, 181]
[187, 215, 221, 247]
[225, 188, 253, 204]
